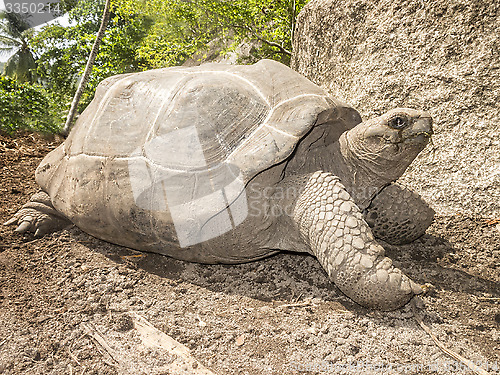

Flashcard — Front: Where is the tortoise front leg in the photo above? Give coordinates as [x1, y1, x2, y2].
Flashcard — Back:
[277, 171, 422, 310]
[364, 183, 434, 245]
[4, 191, 71, 236]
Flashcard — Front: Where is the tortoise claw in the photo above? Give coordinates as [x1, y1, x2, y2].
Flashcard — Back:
[15, 220, 33, 233]
[3, 217, 17, 226]
[7, 192, 71, 236]
[34, 224, 51, 237]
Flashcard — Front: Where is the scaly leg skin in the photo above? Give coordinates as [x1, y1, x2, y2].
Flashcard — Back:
[3, 191, 71, 236]
[365, 183, 435, 245]
[287, 172, 422, 310]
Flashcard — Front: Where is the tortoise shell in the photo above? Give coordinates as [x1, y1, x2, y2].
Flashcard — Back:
[36, 60, 359, 256]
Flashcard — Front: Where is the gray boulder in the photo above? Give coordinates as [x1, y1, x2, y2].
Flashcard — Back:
[292, 0, 500, 216]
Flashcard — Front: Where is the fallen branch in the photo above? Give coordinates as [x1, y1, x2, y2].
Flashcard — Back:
[130, 312, 218, 375]
[82, 323, 120, 367]
[411, 298, 491, 375]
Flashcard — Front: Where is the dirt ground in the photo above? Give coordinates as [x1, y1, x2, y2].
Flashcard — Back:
[0, 133, 499, 375]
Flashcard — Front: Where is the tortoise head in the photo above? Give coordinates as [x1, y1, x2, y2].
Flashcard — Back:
[342, 108, 433, 182]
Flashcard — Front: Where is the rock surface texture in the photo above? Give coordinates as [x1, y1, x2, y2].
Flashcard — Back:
[292, 0, 500, 216]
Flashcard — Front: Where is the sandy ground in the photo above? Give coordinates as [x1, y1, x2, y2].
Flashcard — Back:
[0, 133, 499, 374]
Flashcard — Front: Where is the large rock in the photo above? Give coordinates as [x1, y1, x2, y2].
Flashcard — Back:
[292, 0, 500, 217]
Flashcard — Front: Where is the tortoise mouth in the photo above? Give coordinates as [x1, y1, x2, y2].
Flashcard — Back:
[383, 130, 432, 144]
[402, 131, 432, 144]
[384, 131, 431, 155]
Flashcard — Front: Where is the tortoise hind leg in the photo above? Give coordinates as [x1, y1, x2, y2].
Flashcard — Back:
[364, 183, 434, 245]
[4, 191, 71, 236]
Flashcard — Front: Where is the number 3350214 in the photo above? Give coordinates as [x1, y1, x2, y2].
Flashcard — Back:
[5, 2, 61, 14]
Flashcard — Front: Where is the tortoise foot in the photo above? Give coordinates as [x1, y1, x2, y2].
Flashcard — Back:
[4, 192, 71, 236]
[365, 183, 434, 245]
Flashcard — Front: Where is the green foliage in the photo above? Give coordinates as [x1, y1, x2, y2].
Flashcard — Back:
[118, 0, 309, 67]
[31, 0, 152, 112]
[1, 0, 308, 134]
[0, 76, 59, 134]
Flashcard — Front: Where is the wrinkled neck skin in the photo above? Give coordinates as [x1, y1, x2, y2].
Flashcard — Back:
[328, 130, 411, 210]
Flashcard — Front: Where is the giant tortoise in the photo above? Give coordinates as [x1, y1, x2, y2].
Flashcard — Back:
[5, 60, 434, 310]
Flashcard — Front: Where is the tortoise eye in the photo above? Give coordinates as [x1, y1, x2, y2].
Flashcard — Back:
[388, 116, 409, 129]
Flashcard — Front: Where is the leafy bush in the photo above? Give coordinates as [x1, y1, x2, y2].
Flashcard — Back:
[31, 1, 153, 115]
[0, 76, 60, 134]
[118, 0, 309, 68]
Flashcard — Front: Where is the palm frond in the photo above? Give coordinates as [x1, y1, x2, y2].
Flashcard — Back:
[0, 11, 37, 82]
[4, 48, 37, 82]
[0, 11, 32, 40]
[0, 46, 19, 59]
[0, 34, 21, 47]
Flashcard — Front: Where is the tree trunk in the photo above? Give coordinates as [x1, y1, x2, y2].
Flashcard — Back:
[61, 0, 111, 136]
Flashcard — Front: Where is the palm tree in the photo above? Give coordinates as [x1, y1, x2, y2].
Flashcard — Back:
[0, 11, 37, 83]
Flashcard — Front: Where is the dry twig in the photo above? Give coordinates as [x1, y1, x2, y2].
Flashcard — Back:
[82, 323, 120, 367]
[131, 312, 218, 375]
[0, 334, 12, 348]
[484, 218, 500, 225]
[278, 300, 313, 308]
[411, 298, 491, 375]
[68, 348, 82, 367]
[120, 254, 145, 259]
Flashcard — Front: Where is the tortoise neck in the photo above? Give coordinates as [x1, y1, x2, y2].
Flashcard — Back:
[327, 133, 393, 210]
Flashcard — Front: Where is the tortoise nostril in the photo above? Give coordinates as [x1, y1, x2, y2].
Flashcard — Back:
[412, 117, 433, 135]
